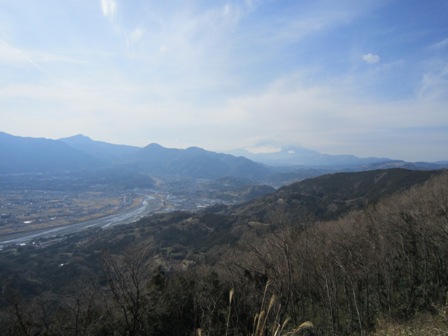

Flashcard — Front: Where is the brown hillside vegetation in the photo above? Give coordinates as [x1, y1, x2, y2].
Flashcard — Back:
[0, 170, 447, 335]
[228, 168, 442, 225]
[213, 171, 448, 335]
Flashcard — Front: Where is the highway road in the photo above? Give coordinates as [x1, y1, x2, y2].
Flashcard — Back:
[0, 195, 163, 246]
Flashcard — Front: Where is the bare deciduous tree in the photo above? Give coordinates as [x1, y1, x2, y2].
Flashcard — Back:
[102, 244, 153, 336]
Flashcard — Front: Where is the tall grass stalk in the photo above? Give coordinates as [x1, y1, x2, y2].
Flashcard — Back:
[225, 288, 234, 336]
[251, 281, 291, 336]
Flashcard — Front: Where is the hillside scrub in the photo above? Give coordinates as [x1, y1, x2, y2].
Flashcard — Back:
[0, 172, 447, 335]
[201, 172, 448, 334]
[220, 172, 448, 335]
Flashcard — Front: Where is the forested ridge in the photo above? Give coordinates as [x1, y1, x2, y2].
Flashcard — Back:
[1, 170, 447, 335]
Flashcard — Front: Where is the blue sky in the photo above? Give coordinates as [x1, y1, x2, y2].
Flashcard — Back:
[0, 0, 447, 161]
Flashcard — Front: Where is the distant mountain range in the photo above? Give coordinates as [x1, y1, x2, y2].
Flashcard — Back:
[129, 143, 272, 180]
[231, 143, 448, 171]
[0, 133, 272, 181]
[230, 144, 389, 167]
[0, 132, 103, 173]
[60, 134, 139, 163]
[1, 132, 446, 181]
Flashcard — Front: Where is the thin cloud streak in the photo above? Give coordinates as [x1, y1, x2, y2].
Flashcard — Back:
[429, 38, 448, 50]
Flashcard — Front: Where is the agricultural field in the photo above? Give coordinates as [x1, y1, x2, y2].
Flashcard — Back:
[0, 190, 143, 236]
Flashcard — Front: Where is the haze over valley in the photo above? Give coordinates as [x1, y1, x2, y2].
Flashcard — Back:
[1, 131, 447, 242]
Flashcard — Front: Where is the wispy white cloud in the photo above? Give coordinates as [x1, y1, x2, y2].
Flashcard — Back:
[128, 27, 144, 45]
[0, 40, 85, 65]
[245, 0, 254, 8]
[100, 0, 116, 19]
[33, 52, 87, 65]
[0, 40, 29, 63]
[0, 40, 50, 76]
[418, 62, 448, 101]
[429, 38, 448, 50]
[362, 53, 380, 64]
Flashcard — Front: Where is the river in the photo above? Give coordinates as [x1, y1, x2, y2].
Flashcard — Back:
[0, 195, 163, 246]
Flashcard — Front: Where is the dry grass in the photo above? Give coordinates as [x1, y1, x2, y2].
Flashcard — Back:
[248, 281, 315, 336]
[371, 304, 448, 336]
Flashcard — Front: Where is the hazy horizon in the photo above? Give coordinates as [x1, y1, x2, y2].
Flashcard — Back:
[1, 0, 447, 162]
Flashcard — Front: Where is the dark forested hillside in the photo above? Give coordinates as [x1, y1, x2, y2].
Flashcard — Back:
[226, 168, 444, 225]
[0, 169, 447, 335]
